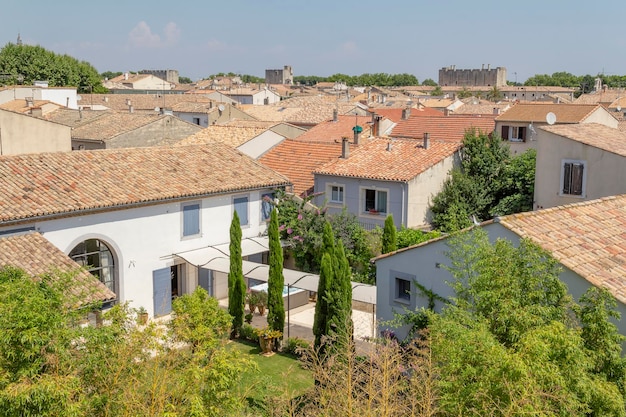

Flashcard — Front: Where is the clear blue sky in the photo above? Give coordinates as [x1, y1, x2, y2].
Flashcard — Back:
[2, 0, 625, 83]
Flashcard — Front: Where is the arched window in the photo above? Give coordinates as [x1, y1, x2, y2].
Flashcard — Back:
[69, 239, 116, 296]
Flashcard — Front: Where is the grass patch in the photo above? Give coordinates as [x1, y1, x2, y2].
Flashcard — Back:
[228, 339, 313, 412]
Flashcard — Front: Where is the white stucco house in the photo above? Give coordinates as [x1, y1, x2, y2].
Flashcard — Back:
[533, 123, 626, 210]
[313, 136, 461, 230]
[374, 195, 626, 340]
[0, 143, 291, 317]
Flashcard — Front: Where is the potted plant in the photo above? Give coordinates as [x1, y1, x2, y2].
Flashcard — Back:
[246, 292, 259, 314]
[245, 312, 253, 324]
[136, 306, 148, 325]
[255, 326, 282, 356]
[256, 290, 268, 316]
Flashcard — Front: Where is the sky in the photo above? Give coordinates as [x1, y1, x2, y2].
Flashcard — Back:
[2, 0, 626, 83]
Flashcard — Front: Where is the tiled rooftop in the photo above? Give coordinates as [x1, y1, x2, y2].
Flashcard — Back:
[498, 195, 626, 303]
[71, 112, 188, 141]
[371, 107, 443, 123]
[77, 94, 213, 111]
[538, 123, 626, 157]
[391, 114, 496, 142]
[44, 108, 111, 128]
[258, 140, 344, 196]
[294, 115, 373, 143]
[0, 144, 290, 225]
[574, 90, 623, 105]
[314, 137, 461, 181]
[0, 232, 116, 304]
[495, 103, 605, 123]
[176, 125, 269, 148]
[242, 95, 359, 125]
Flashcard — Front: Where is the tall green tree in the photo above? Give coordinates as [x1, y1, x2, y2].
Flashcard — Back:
[0, 42, 104, 92]
[313, 252, 334, 351]
[266, 208, 285, 335]
[228, 212, 245, 338]
[327, 239, 352, 344]
[381, 214, 397, 254]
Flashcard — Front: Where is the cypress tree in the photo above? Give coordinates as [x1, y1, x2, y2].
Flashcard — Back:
[313, 251, 334, 351]
[382, 214, 398, 254]
[228, 211, 245, 338]
[326, 239, 353, 346]
[267, 208, 285, 335]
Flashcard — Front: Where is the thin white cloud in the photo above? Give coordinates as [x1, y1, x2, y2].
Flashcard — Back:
[128, 21, 180, 48]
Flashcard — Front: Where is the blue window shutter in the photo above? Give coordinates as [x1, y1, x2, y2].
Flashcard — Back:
[378, 191, 387, 213]
[198, 268, 213, 296]
[183, 204, 200, 236]
[234, 197, 249, 225]
[153, 268, 172, 316]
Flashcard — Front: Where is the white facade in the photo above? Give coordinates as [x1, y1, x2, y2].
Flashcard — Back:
[0, 189, 275, 318]
[0, 86, 78, 109]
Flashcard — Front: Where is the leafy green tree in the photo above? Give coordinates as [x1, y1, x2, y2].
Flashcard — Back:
[100, 70, 122, 80]
[426, 229, 626, 416]
[326, 239, 352, 345]
[421, 78, 438, 86]
[485, 85, 503, 102]
[178, 76, 193, 84]
[397, 227, 440, 250]
[228, 211, 246, 338]
[456, 86, 473, 99]
[266, 208, 285, 335]
[430, 85, 443, 96]
[381, 214, 397, 254]
[313, 251, 334, 351]
[491, 148, 536, 216]
[0, 43, 104, 92]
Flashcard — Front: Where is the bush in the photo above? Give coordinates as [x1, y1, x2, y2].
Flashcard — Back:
[239, 324, 258, 343]
[282, 337, 310, 357]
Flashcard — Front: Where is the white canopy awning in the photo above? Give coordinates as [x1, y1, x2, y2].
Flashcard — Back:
[171, 238, 376, 304]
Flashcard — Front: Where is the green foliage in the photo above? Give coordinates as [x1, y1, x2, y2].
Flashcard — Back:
[99, 71, 121, 80]
[228, 211, 246, 337]
[0, 43, 104, 92]
[267, 209, 285, 334]
[425, 229, 626, 416]
[238, 324, 259, 343]
[294, 73, 419, 87]
[313, 252, 333, 351]
[430, 129, 535, 232]
[485, 85, 503, 102]
[282, 337, 310, 357]
[178, 76, 193, 84]
[396, 226, 441, 249]
[430, 85, 443, 96]
[381, 214, 397, 254]
[456, 86, 473, 99]
[421, 78, 438, 86]
[169, 287, 232, 352]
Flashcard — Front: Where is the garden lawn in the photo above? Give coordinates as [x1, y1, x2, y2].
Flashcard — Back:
[228, 339, 314, 409]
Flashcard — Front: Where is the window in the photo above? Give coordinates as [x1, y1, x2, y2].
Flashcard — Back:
[69, 239, 116, 296]
[234, 196, 249, 226]
[561, 160, 585, 196]
[261, 193, 274, 221]
[501, 125, 526, 142]
[363, 188, 387, 213]
[182, 202, 200, 237]
[396, 278, 411, 301]
[192, 117, 200, 125]
[329, 185, 344, 204]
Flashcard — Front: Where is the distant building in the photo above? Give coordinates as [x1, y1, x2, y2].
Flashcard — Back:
[265, 65, 293, 85]
[439, 65, 507, 87]
[139, 69, 180, 84]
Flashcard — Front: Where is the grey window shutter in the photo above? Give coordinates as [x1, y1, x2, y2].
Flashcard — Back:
[501, 125, 509, 140]
[153, 268, 172, 316]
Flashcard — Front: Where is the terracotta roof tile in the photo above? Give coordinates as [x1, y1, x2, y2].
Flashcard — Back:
[44, 108, 110, 127]
[0, 144, 290, 225]
[242, 95, 359, 125]
[371, 107, 442, 123]
[391, 114, 496, 142]
[77, 94, 213, 111]
[176, 125, 269, 147]
[539, 123, 626, 157]
[314, 138, 460, 181]
[294, 115, 372, 143]
[0, 232, 115, 304]
[71, 112, 190, 141]
[495, 103, 605, 123]
[259, 140, 344, 196]
[498, 195, 626, 303]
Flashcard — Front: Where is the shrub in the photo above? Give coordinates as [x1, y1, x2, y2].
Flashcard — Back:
[283, 337, 310, 357]
[239, 324, 259, 343]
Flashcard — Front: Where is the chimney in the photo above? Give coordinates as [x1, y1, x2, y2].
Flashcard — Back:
[341, 137, 350, 158]
[129, 105, 134, 113]
[353, 128, 360, 145]
[402, 107, 411, 120]
[333, 108, 338, 122]
[79, 108, 83, 119]
[493, 107, 501, 115]
[423, 133, 430, 149]
[387, 141, 392, 151]
[124, 72, 129, 80]
[487, 64, 491, 70]
[25, 97, 33, 107]
[443, 108, 450, 116]
[31, 107, 42, 117]
[373, 115, 381, 137]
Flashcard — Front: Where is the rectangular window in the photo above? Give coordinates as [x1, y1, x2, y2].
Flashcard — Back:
[395, 278, 411, 302]
[364, 189, 387, 213]
[562, 160, 585, 196]
[234, 196, 249, 226]
[192, 117, 200, 125]
[330, 185, 344, 203]
[501, 125, 526, 142]
[182, 202, 200, 237]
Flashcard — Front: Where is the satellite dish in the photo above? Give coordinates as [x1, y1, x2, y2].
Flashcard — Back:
[218, 104, 225, 112]
[546, 112, 557, 125]
[76, 95, 82, 101]
[155, 107, 160, 112]
[617, 106, 622, 112]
